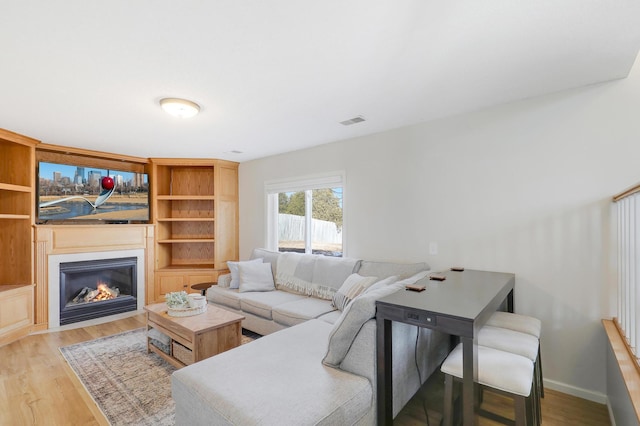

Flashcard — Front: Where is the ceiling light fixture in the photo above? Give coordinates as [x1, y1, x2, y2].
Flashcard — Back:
[160, 98, 200, 118]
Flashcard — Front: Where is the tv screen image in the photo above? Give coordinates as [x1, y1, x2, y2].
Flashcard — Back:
[37, 161, 149, 222]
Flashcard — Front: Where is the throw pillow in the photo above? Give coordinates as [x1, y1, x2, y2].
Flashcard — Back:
[332, 273, 379, 311]
[238, 261, 275, 293]
[323, 282, 403, 368]
[227, 258, 263, 289]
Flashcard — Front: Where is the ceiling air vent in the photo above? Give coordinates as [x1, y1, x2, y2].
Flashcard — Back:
[340, 116, 366, 126]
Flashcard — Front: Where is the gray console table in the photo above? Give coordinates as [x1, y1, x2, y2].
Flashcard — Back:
[376, 269, 515, 426]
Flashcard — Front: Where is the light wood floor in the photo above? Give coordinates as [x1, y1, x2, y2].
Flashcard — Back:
[395, 371, 612, 426]
[0, 313, 611, 425]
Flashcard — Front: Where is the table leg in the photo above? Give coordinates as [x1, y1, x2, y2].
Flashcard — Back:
[507, 289, 514, 313]
[461, 336, 478, 426]
[376, 316, 393, 425]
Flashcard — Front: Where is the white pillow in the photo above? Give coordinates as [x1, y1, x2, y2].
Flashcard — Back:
[227, 258, 263, 289]
[331, 273, 378, 311]
[238, 262, 276, 293]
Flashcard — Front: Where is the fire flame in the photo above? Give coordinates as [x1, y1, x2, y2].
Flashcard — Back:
[94, 281, 118, 301]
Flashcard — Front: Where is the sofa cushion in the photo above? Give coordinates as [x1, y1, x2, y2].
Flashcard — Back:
[227, 258, 263, 289]
[332, 273, 378, 311]
[317, 309, 342, 325]
[207, 286, 243, 310]
[357, 260, 429, 279]
[276, 252, 360, 300]
[250, 248, 281, 278]
[275, 252, 316, 295]
[239, 290, 306, 320]
[238, 261, 275, 293]
[322, 282, 403, 368]
[312, 255, 363, 295]
[172, 320, 372, 426]
[272, 298, 337, 327]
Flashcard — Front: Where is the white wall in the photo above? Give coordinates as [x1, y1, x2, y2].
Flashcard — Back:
[239, 58, 640, 399]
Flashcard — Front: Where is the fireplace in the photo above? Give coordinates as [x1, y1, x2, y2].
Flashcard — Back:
[59, 257, 138, 325]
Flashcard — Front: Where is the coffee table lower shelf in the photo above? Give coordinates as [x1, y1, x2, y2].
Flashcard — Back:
[148, 339, 188, 369]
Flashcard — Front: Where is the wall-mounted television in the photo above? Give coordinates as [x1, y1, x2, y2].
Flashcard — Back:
[37, 161, 150, 223]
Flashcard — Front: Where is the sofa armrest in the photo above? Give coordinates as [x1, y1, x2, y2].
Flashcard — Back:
[339, 319, 449, 418]
[217, 273, 232, 288]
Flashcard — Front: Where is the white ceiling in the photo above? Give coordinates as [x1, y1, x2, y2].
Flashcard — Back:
[1, 1, 639, 162]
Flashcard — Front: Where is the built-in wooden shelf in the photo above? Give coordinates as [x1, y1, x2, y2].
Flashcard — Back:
[157, 238, 216, 243]
[0, 182, 31, 192]
[150, 159, 238, 302]
[157, 195, 216, 201]
[0, 128, 38, 346]
[0, 214, 30, 220]
[157, 218, 214, 222]
[158, 264, 215, 271]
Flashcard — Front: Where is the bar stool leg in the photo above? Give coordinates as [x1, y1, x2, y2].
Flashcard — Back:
[529, 379, 539, 426]
[538, 345, 544, 398]
[515, 395, 527, 426]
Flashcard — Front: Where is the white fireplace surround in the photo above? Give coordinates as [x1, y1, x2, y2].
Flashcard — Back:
[48, 249, 145, 328]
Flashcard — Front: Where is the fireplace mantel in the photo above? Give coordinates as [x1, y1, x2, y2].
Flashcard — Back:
[34, 224, 154, 330]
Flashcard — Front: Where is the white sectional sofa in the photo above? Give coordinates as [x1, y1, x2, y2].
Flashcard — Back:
[171, 249, 450, 425]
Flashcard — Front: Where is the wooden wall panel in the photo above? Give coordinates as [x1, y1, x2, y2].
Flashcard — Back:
[49, 225, 146, 253]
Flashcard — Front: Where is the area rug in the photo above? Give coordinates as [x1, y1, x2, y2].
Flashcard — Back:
[60, 328, 257, 426]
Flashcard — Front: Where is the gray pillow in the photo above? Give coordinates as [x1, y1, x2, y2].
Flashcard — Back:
[322, 282, 403, 367]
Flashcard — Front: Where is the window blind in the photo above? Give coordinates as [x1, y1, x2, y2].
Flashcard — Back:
[616, 190, 640, 357]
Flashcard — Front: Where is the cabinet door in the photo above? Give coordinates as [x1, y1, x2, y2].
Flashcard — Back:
[188, 272, 219, 287]
[0, 285, 34, 346]
[157, 273, 188, 298]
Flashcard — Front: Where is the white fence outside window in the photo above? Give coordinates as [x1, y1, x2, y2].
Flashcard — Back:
[278, 213, 342, 244]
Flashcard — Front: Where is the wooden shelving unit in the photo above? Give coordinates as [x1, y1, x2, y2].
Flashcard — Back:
[0, 128, 39, 345]
[150, 158, 238, 302]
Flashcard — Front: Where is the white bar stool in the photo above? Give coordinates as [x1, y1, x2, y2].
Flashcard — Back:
[441, 343, 535, 426]
[478, 325, 541, 425]
[485, 311, 541, 337]
[485, 311, 544, 398]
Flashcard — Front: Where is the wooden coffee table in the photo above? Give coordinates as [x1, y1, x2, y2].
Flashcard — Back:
[144, 302, 245, 368]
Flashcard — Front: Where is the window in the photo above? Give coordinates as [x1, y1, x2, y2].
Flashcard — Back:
[265, 172, 344, 257]
[615, 185, 640, 358]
